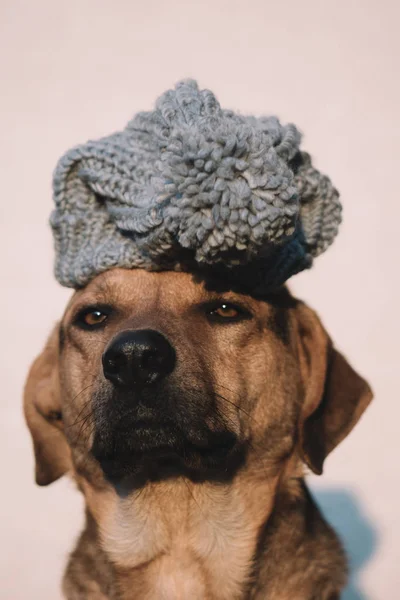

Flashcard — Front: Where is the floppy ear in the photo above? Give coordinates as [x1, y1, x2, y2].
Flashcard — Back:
[24, 325, 71, 485]
[293, 302, 373, 475]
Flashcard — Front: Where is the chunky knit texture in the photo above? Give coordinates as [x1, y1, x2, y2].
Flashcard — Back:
[50, 79, 342, 293]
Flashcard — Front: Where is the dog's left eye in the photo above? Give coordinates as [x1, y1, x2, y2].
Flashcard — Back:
[207, 302, 249, 323]
[213, 304, 240, 318]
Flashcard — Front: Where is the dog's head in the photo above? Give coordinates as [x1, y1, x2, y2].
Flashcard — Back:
[24, 268, 372, 490]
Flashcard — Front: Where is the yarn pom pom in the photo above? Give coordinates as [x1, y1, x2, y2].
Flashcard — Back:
[51, 80, 341, 290]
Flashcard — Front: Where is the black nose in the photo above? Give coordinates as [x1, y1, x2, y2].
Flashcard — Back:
[102, 329, 176, 389]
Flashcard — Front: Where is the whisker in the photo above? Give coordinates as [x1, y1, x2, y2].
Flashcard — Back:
[214, 402, 270, 469]
[181, 478, 212, 526]
[213, 390, 256, 423]
[66, 386, 96, 429]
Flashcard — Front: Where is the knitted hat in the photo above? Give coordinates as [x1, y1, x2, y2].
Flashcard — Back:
[50, 79, 341, 294]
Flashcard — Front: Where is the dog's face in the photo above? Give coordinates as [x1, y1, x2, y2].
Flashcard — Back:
[47, 269, 302, 487]
[24, 268, 372, 490]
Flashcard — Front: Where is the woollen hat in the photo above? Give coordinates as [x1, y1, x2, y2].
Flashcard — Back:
[50, 80, 341, 295]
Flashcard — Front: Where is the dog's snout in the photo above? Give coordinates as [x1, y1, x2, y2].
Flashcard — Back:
[102, 329, 176, 389]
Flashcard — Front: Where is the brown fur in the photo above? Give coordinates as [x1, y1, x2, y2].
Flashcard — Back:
[24, 269, 372, 599]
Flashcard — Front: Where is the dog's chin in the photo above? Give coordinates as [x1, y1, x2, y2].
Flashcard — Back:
[91, 421, 244, 490]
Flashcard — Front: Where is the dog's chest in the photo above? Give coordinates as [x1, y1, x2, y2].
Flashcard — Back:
[99, 485, 259, 599]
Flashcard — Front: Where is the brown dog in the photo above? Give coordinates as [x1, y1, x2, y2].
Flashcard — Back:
[24, 268, 372, 599]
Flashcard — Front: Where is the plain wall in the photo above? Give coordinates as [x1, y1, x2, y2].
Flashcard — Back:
[1, 0, 399, 598]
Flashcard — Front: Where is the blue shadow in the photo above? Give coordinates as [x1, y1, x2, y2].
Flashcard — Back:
[311, 487, 377, 600]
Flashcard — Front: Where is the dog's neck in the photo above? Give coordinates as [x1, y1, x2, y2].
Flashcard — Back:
[77, 464, 284, 600]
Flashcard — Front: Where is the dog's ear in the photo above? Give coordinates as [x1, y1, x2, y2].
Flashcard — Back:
[24, 325, 71, 485]
[293, 302, 373, 475]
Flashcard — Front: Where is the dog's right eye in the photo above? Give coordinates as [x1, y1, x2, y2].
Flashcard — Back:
[74, 306, 111, 330]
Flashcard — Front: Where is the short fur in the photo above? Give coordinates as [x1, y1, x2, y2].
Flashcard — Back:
[24, 269, 372, 599]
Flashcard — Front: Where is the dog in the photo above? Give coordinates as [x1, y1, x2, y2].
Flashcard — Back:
[24, 267, 372, 599]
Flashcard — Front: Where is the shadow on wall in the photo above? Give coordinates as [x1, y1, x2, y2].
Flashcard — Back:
[311, 488, 377, 600]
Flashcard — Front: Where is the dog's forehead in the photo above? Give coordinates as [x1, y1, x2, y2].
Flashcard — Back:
[84, 269, 195, 306]
[65, 268, 266, 314]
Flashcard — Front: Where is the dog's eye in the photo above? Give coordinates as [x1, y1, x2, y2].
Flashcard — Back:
[213, 304, 240, 318]
[75, 306, 110, 330]
[84, 311, 108, 326]
[207, 302, 249, 323]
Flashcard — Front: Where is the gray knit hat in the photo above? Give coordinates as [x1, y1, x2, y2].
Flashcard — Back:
[50, 79, 341, 294]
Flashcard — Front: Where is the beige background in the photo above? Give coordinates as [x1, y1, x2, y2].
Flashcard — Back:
[1, 0, 399, 598]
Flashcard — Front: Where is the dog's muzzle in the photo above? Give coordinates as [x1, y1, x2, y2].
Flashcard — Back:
[91, 328, 243, 487]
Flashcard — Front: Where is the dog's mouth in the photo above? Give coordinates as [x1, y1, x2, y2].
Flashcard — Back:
[89, 382, 246, 488]
[91, 417, 244, 487]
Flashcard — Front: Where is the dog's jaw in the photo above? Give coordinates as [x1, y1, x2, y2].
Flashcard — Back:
[89, 384, 245, 489]
[91, 427, 245, 490]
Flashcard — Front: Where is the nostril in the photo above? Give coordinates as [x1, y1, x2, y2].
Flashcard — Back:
[102, 350, 128, 386]
[141, 349, 165, 370]
[104, 357, 118, 374]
